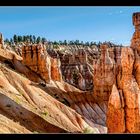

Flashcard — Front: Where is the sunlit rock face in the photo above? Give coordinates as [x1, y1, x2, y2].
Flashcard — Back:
[93, 44, 116, 102]
[131, 12, 140, 51]
[106, 12, 140, 133]
[0, 33, 4, 49]
[22, 44, 62, 83]
[21, 43, 99, 91]
[57, 47, 100, 91]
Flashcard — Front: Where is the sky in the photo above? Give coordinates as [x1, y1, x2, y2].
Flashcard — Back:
[0, 6, 140, 46]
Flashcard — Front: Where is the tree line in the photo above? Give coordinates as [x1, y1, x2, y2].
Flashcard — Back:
[4, 35, 47, 45]
[4, 34, 123, 47]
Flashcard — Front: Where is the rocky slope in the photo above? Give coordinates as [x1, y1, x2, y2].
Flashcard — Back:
[0, 39, 106, 133]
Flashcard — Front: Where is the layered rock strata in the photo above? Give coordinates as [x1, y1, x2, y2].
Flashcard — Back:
[57, 47, 99, 91]
[106, 12, 140, 133]
[22, 44, 62, 83]
[0, 33, 4, 49]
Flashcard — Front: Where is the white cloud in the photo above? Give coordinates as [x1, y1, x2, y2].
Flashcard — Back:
[108, 10, 124, 16]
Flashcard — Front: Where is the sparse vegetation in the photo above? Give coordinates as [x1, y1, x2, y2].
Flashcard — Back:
[4, 34, 124, 48]
[83, 127, 95, 134]
[33, 131, 39, 134]
[15, 98, 20, 104]
[41, 111, 48, 116]
[40, 111, 48, 120]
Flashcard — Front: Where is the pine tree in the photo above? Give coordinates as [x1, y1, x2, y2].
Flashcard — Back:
[36, 36, 41, 44]
[18, 36, 22, 42]
[23, 36, 26, 42]
[33, 35, 36, 43]
[75, 40, 80, 45]
[9, 38, 13, 45]
[64, 40, 67, 45]
[29, 35, 33, 43]
[13, 34, 18, 44]
[41, 37, 47, 44]
[4, 38, 10, 44]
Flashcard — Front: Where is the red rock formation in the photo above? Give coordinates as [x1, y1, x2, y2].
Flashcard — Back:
[50, 58, 62, 81]
[0, 33, 4, 49]
[107, 85, 125, 133]
[131, 12, 140, 51]
[93, 44, 116, 102]
[22, 44, 51, 83]
[22, 44, 62, 83]
[59, 48, 95, 91]
[106, 12, 140, 133]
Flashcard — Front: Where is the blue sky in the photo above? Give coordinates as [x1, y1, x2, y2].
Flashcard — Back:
[0, 6, 140, 46]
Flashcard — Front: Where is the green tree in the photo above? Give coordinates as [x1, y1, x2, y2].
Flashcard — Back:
[26, 35, 30, 42]
[64, 40, 67, 45]
[85, 42, 90, 46]
[36, 36, 41, 44]
[59, 40, 63, 45]
[33, 35, 36, 43]
[29, 35, 33, 43]
[42, 37, 47, 44]
[81, 41, 84, 45]
[4, 38, 10, 44]
[69, 40, 74, 45]
[53, 41, 58, 45]
[13, 34, 18, 44]
[23, 36, 27, 42]
[18, 36, 22, 42]
[9, 38, 13, 45]
[75, 40, 80, 45]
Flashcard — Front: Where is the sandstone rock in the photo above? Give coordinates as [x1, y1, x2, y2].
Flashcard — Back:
[59, 48, 95, 91]
[22, 44, 62, 83]
[107, 85, 125, 133]
[0, 63, 101, 133]
[50, 57, 62, 81]
[106, 13, 140, 133]
[131, 12, 140, 51]
[22, 44, 51, 83]
[106, 47, 140, 133]
[134, 49, 140, 88]
[93, 44, 115, 102]
[0, 33, 4, 49]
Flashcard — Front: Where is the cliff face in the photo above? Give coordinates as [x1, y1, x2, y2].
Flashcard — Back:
[22, 44, 62, 83]
[106, 12, 140, 133]
[0, 33, 4, 49]
[93, 45, 116, 102]
[22, 44, 100, 91]
[57, 46, 100, 91]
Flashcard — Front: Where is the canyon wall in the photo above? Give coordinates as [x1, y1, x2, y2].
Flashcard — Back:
[22, 44, 62, 83]
[0, 33, 4, 49]
[106, 12, 140, 133]
[57, 46, 100, 91]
